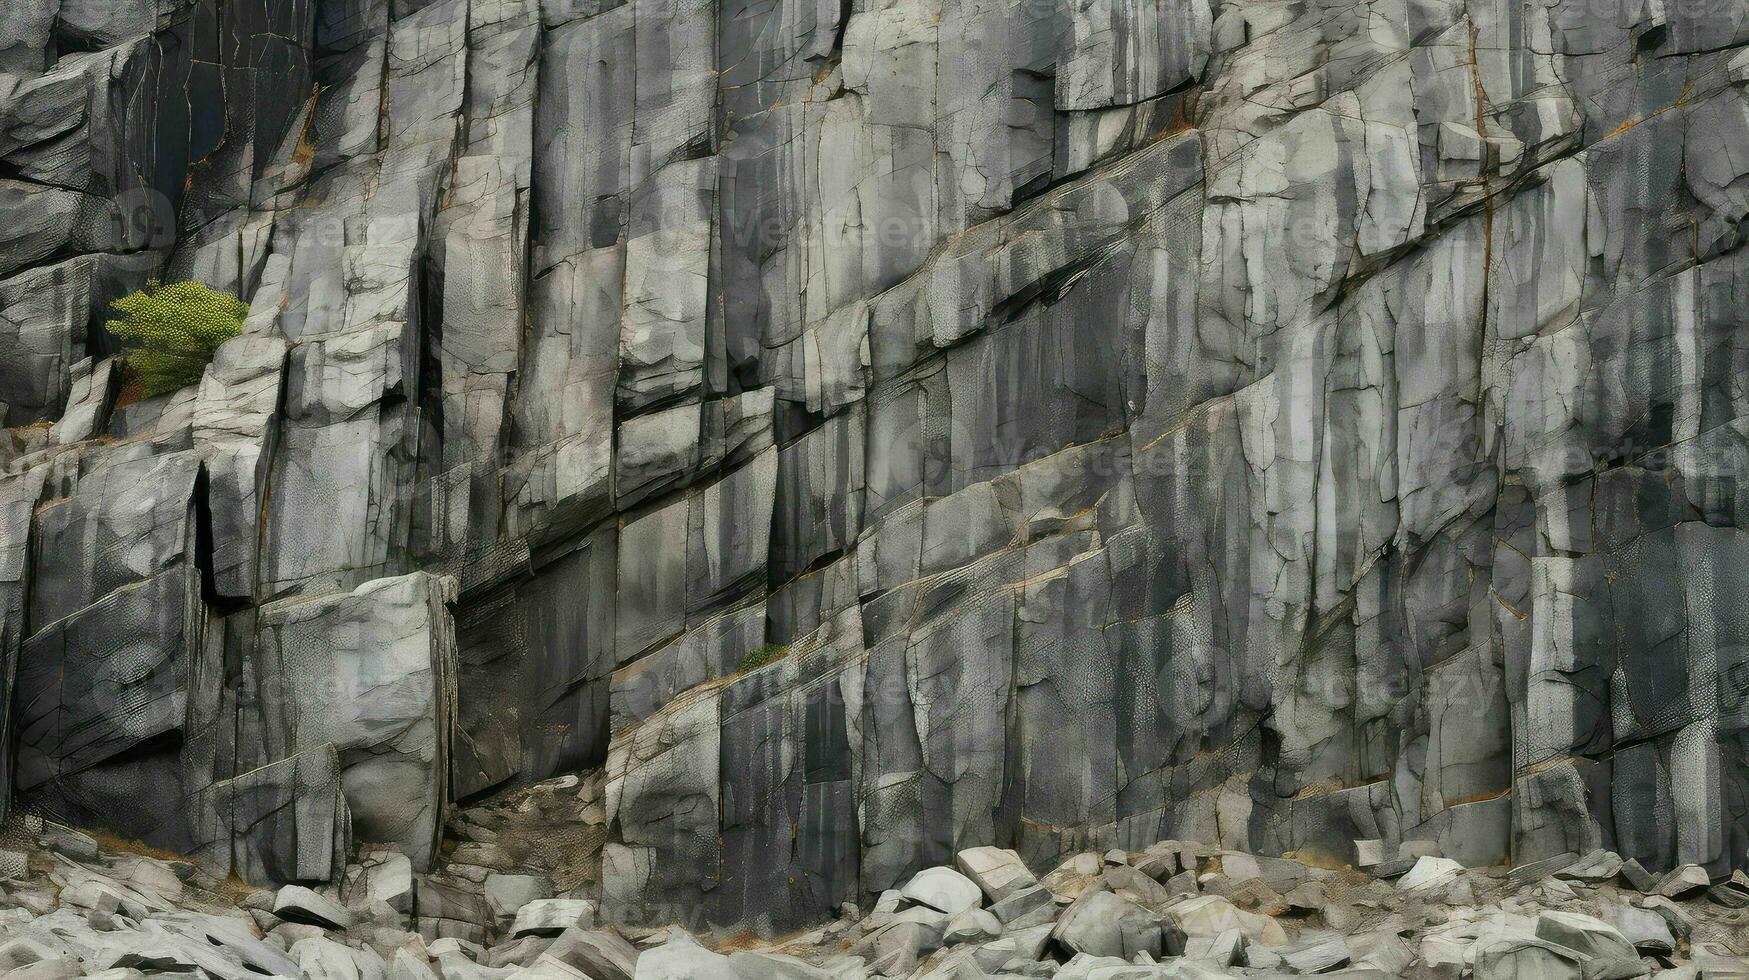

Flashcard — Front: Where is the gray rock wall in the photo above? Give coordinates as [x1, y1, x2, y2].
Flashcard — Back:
[0, 0, 1746, 937]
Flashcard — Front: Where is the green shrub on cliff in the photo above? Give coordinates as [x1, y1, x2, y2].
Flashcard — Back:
[106, 280, 248, 396]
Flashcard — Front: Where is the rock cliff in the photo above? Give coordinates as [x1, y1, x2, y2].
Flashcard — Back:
[0, 0, 1747, 943]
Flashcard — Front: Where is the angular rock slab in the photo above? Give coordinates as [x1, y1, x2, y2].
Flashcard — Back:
[255, 572, 460, 871]
[956, 847, 1038, 904]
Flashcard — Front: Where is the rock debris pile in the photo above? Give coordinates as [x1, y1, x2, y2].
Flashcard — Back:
[2, 816, 1747, 979]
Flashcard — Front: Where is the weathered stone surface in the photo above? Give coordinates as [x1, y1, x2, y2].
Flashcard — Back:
[211, 747, 353, 886]
[47, 357, 115, 446]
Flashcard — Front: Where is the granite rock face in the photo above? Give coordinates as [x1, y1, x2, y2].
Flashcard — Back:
[0, 0, 1747, 943]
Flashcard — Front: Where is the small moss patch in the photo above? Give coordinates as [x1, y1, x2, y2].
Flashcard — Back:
[737, 643, 789, 673]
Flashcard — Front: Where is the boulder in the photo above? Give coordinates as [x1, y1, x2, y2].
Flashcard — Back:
[943, 908, 1001, 945]
[901, 866, 984, 915]
[1534, 911, 1644, 980]
[1708, 881, 1749, 909]
[1351, 930, 1417, 974]
[1182, 927, 1244, 967]
[1165, 870, 1200, 897]
[271, 923, 333, 948]
[546, 929, 640, 980]
[1132, 843, 1182, 882]
[253, 573, 458, 872]
[1397, 857, 1465, 893]
[725, 951, 840, 978]
[488, 936, 557, 969]
[1505, 853, 1580, 891]
[12, 961, 84, 980]
[291, 936, 391, 979]
[1555, 851, 1623, 884]
[956, 847, 1038, 903]
[1040, 853, 1105, 901]
[429, 938, 489, 959]
[1278, 932, 1351, 973]
[1617, 860, 1657, 893]
[970, 924, 1053, 972]
[512, 954, 596, 978]
[361, 852, 418, 915]
[392, 948, 443, 980]
[155, 912, 302, 976]
[1100, 866, 1171, 908]
[1693, 943, 1749, 977]
[633, 929, 729, 979]
[852, 918, 944, 977]
[1280, 879, 1327, 915]
[485, 876, 550, 924]
[1607, 906, 1673, 955]
[1050, 891, 1161, 959]
[1474, 938, 1586, 980]
[511, 901, 595, 939]
[274, 886, 355, 930]
[1050, 952, 1133, 978]
[1163, 895, 1287, 948]
[1655, 866, 1710, 899]
[1420, 934, 1469, 977]
[872, 890, 903, 916]
[990, 885, 1056, 930]
[1219, 853, 1323, 894]
[0, 937, 76, 976]
[1158, 963, 1249, 980]
[41, 828, 100, 863]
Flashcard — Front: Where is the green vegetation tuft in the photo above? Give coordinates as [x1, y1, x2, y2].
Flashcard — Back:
[737, 643, 789, 673]
[106, 280, 248, 396]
